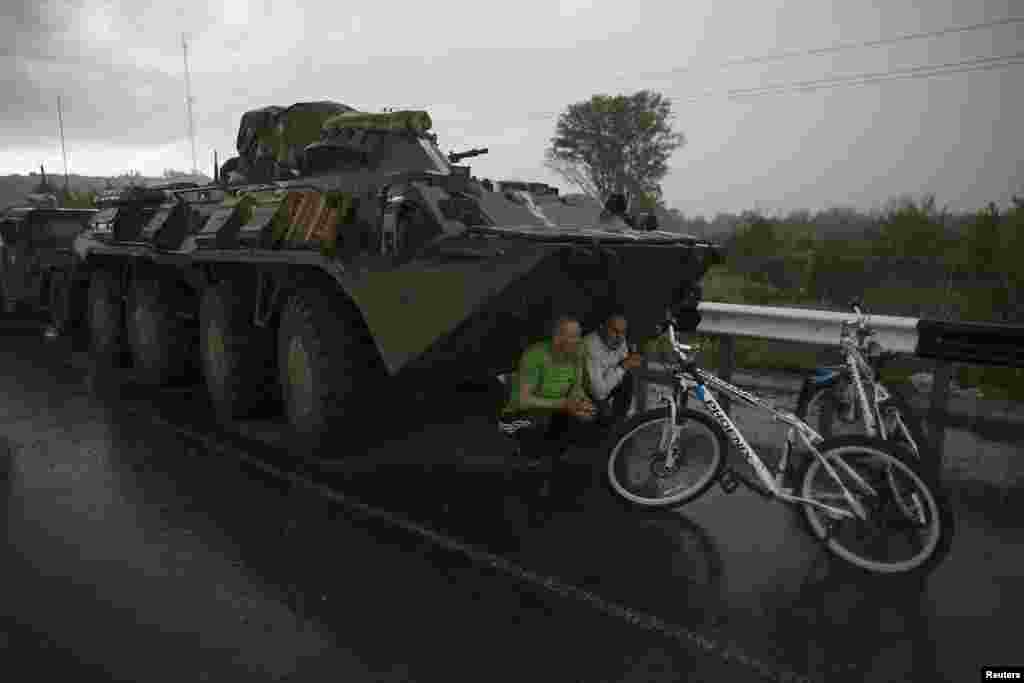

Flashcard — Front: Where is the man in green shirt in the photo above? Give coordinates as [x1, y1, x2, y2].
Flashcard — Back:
[500, 315, 596, 470]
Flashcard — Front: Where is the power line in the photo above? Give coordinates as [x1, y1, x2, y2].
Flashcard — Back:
[524, 16, 1024, 120]
[526, 51, 1024, 120]
[619, 15, 1024, 81]
[724, 55, 1024, 100]
[685, 51, 1024, 101]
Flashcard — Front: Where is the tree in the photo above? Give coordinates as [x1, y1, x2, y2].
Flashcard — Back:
[118, 170, 144, 184]
[956, 203, 1023, 323]
[542, 155, 601, 202]
[807, 236, 875, 307]
[876, 194, 952, 280]
[545, 90, 684, 204]
[660, 207, 687, 233]
[686, 214, 708, 238]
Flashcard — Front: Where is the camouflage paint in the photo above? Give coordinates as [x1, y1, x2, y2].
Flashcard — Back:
[340, 242, 553, 374]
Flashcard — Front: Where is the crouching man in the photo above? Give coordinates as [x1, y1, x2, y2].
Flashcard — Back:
[584, 312, 643, 426]
[499, 315, 597, 470]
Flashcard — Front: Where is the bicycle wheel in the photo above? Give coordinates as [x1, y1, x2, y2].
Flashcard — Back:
[796, 379, 931, 465]
[795, 375, 862, 440]
[798, 435, 954, 576]
[606, 407, 726, 507]
[878, 384, 932, 465]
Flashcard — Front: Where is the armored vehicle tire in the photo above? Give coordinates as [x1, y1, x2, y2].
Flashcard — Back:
[87, 269, 124, 362]
[277, 286, 372, 452]
[0, 286, 13, 314]
[48, 269, 84, 334]
[200, 280, 279, 422]
[127, 276, 196, 386]
[0, 247, 15, 314]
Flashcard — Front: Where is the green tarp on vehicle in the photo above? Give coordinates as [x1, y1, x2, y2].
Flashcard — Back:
[236, 105, 285, 158]
[322, 110, 433, 136]
[235, 101, 356, 174]
[269, 101, 356, 168]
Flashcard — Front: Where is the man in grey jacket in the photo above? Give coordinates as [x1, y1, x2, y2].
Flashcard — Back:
[584, 312, 643, 425]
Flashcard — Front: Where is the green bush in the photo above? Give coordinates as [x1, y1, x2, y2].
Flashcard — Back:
[692, 198, 1021, 401]
[702, 265, 817, 308]
[957, 364, 1024, 402]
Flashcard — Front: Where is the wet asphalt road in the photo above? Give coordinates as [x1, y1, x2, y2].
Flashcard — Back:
[1, 315, 1022, 682]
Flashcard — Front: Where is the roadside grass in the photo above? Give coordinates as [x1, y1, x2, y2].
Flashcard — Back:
[647, 265, 1022, 401]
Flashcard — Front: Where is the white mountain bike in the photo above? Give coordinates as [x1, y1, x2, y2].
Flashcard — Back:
[605, 312, 953, 576]
[795, 299, 929, 467]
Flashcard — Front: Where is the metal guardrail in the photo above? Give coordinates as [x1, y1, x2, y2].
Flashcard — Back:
[634, 301, 1024, 467]
[697, 302, 1024, 368]
[696, 302, 920, 354]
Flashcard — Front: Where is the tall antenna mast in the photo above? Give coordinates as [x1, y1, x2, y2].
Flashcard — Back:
[57, 96, 69, 195]
[182, 33, 198, 175]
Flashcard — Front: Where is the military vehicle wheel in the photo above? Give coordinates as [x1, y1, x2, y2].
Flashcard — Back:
[48, 269, 81, 333]
[87, 269, 124, 362]
[200, 280, 279, 422]
[0, 286, 13, 315]
[0, 247, 15, 314]
[277, 287, 372, 450]
[127, 276, 196, 386]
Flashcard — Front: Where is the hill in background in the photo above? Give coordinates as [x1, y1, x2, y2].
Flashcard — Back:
[0, 172, 213, 210]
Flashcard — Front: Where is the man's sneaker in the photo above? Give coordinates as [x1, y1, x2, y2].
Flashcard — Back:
[498, 417, 535, 436]
[510, 447, 549, 472]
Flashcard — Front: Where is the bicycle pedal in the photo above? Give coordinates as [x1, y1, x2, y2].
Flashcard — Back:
[719, 468, 739, 494]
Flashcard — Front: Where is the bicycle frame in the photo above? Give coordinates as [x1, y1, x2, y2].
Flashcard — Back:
[820, 318, 922, 459]
[842, 334, 883, 438]
[660, 328, 876, 521]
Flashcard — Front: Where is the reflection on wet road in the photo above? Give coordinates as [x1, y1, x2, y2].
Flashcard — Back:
[2, 318, 1022, 682]
[0, 325, 759, 682]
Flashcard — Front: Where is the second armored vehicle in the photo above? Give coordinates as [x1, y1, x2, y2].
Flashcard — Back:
[0, 206, 98, 316]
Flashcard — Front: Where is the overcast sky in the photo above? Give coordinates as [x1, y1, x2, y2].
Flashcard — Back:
[1, 0, 1020, 217]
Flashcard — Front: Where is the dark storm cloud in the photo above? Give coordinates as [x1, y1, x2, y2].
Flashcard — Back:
[0, 0, 221, 148]
[1, 55, 189, 147]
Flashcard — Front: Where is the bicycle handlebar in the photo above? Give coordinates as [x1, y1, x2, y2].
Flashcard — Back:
[658, 309, 678, 333]
[842, 299, 872, 337]
[661, 314, 700, 363]
[666, 315, 679, 347]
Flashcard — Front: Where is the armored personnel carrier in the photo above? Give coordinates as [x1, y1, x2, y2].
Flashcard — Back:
[0, 206, 97, 315]
[64, 100, 721, 453]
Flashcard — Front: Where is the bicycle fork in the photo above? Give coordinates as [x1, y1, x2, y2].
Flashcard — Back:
[797, 428, 872, 521]
[846, 350, 879, 438]
[658, 393, 682, 467]
[802, 427, 927, 526]
[884, 463, 929, 526]
[883, 405, 922, 461]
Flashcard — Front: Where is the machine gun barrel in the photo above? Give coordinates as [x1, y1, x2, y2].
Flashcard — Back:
[447, 147, 489, 163]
